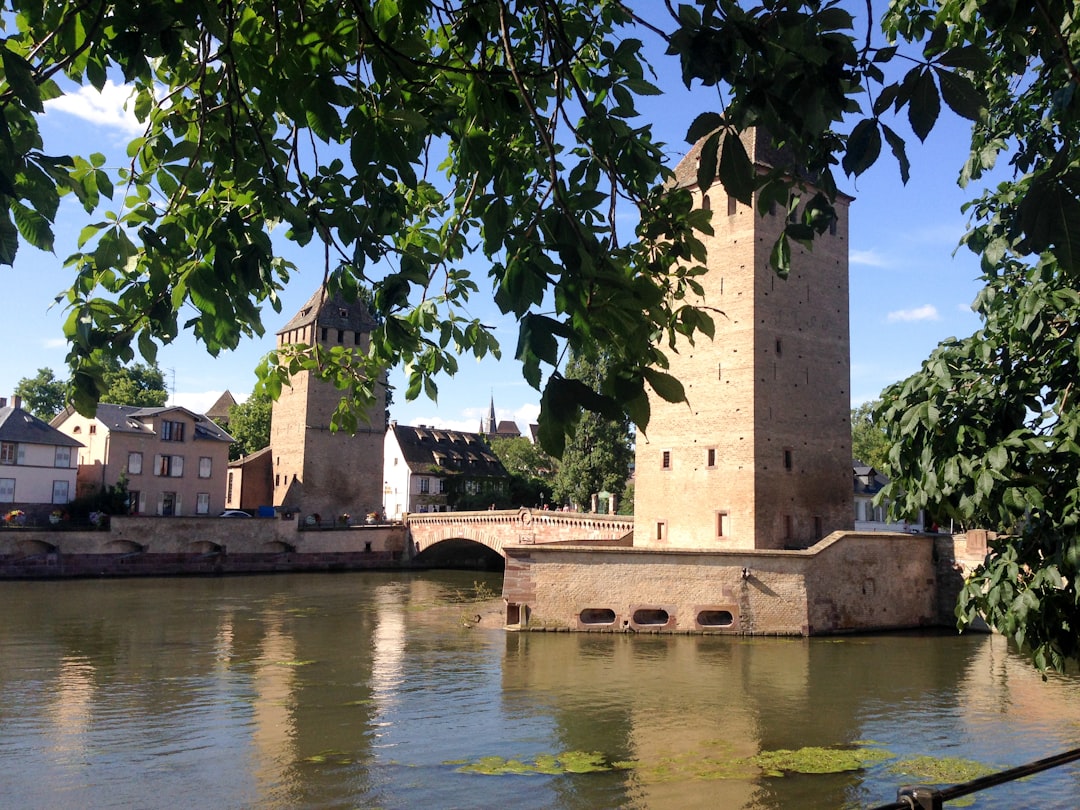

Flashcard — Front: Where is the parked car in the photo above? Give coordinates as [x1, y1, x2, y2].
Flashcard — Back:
[219, 510, 252, 518]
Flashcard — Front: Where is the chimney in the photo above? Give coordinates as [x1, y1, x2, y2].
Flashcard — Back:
[0, 397, 6, 408]
[11, 395, 19, 410]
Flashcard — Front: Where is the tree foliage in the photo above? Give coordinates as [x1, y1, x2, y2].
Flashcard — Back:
[14, 367, 67, 419]
[851, 400, 889, 473]
[97, 355, 167, 407]
[225, 391, 272, 461]
[2, 0, 1080, 668]
[551, 350, 633, 511]
[489, 435, 556, 508]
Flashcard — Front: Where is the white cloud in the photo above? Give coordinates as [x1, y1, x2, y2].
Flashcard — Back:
[171, 391, 225, 414]
[850, 249, 891, 268]
[886, 304, 940, 323]
[45, 80, 142, 135]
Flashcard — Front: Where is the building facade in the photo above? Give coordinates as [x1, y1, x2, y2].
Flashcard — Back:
[633, 130, 854, 550]
[383, 422, 509, 519]
[52, 403, 233, 516]
[0, 395, 82, 514]
[269, 288, 386, 520]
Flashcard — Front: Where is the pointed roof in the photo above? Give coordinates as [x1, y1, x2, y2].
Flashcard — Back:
[205, 390, 237, 422]
[277, 287, 378, 335]
[670, 128, 791, 190]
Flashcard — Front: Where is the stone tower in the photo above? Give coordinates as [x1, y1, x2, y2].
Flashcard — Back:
[633, 130, 853, 550]
[270, 288, 386, 519]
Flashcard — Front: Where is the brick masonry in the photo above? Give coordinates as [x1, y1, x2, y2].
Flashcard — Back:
[502, 531, 987, 635]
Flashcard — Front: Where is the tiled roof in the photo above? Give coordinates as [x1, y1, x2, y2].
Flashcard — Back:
[277, 288, 378, 335]
[391, 423, 508, 478]
[0, 405, 83, 447]
[205, 390, 237, 421]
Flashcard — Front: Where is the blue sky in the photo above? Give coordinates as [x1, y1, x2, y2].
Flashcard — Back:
[0, 22, 993, 434]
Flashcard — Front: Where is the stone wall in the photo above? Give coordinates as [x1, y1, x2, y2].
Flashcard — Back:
[503, 530, 974, 636]
[0, 515, 407, 579]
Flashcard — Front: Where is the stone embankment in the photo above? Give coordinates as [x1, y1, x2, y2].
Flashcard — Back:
[0, 515, 408, 578]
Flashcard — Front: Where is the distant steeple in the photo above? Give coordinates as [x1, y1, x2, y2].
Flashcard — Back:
[485, 394, 496, 435]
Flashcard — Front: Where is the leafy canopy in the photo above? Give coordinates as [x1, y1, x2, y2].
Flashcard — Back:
[2, 1, 1080, 668]
[14, 367, 66, 420]
[550, 349, 634, 511]
[225, 391, 272, 461]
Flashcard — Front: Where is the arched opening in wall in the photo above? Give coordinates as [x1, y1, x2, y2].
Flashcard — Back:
[697, 609, 735, 628]
[412, 537, 505, 572]
[579, 608, 616, 626]
[632, 608, 669, 626]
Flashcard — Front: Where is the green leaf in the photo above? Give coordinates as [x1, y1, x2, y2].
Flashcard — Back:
[718, 130, 754, 205]
[843, 119, 881, 177]
[935, 68, 986, 122]
[908, 69, 940, 142]
[1, 48, 43, 113]
[642, 368, 686, 404]
[10, 200, 54, 251]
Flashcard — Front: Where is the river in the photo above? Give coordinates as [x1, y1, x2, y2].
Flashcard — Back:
[1, 571, 1078, 809]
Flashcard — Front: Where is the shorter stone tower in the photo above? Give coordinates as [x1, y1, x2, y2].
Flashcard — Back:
[269, 288, 386, 519]
[633, 130, 853, 550]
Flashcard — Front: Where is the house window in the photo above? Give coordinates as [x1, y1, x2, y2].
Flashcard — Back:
[128, 452, 143, 475]
[706, 448, 716, 468]
[320, 327, 328, 341]
[161, 491, 177, 516]
[419, 477, 430, 494]
[716, 510, 728, 537]
[54, 446, 71, 468]
[155, 454, 184, 477]
[160, 420, 185, 442]
[727, 194, 737, 216]
[0, 442, 15, 465]
[127, 490, 140, 514]
[52, 480, 70, 504]
[661, 450, 671, 470]
[783, 448, 793, 470]
[89, 424, 96, 434]
[196, 493, 210, 514]
[466, 480, 479, 495]
[439, 478, 448, 494]
[656, 521, 667, 541]
[0, 478, 14, 502]
[199, 457, 212, 478]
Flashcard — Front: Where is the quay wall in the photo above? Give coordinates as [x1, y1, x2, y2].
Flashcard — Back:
[0, 516, 408, 579]
[503, 531, 988, 635]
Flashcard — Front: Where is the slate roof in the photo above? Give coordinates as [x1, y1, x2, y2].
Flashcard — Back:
[88, 404, 234, 443]
[277, 288, 378, 335]
[390, 423, 508, 478]
[853, 460, 888, 495]
[670, 127, 791, 189]
[0, 404, 83, 448]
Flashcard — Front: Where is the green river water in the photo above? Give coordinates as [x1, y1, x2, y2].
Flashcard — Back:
[1, 571, 1078, 809]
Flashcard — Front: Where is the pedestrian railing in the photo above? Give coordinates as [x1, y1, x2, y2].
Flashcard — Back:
[870, 745, 1080, 809]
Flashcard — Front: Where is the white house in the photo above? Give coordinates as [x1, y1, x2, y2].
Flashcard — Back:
[853, 461, 924, 532]
[0, 395, 82, 514]
[383, 422, 509, 520]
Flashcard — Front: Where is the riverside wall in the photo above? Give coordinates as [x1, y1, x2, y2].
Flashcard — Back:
[0, 515, 408, 579]
[502, 531, 989, 635]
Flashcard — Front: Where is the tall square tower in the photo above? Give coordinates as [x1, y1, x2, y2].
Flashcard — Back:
[270, 288, 386, 519]
[634, 130, 853, 550]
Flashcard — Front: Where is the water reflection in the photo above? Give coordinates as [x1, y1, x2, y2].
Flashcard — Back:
[0, 574, 1078, 810]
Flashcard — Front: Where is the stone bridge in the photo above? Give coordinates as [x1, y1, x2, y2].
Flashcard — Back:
[405, 508, 633, 558]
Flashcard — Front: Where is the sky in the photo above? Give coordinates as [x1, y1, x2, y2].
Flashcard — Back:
[0, 13, 994, 435]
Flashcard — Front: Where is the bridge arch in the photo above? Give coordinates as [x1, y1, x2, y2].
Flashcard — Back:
[406, 507, 633, 566]
[412, 537, 504, 571]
